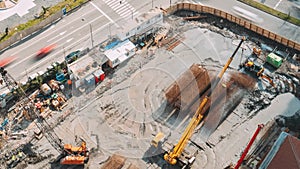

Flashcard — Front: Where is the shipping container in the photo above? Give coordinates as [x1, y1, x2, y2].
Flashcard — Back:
[93, 69, 105, 84]
[266, 53, 282, 68]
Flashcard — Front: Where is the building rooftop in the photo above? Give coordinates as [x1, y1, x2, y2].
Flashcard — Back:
[68, 48, 108, 80]
[68, 55, 99, 80]
[259, 132, 300, 169]
[116, 8, 162, 34]
[104, 40, 135, 62]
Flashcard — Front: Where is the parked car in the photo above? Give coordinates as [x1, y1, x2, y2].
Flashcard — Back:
[65, 50, 81, 64]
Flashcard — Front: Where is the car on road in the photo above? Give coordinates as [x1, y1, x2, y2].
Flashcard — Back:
[0, 56, 16, 68]
[232, 6, 264, 24]
[65, 50, 81, 64]
[36, 44, 56, 59]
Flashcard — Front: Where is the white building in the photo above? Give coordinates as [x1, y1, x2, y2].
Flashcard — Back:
[67, 51, 108, 93]
[104, 39, 136, 68]
[116, 8, 163, 41]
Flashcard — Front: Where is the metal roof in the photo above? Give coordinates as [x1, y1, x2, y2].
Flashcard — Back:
[259, 132, 300, 169]
[68, 56, 99, 79]
[104, 40, 135, 61]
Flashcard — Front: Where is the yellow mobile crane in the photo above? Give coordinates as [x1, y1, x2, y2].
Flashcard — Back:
[162, 37, 245, 166]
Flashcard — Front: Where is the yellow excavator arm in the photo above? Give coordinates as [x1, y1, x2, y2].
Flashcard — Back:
[164, 37, 245, 165]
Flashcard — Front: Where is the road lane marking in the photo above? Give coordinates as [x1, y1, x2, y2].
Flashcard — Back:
[90, 1, 119, 27]
[10, 15, 105, 68]
[46, 31, 67, 42]
[103, 0, 138, 18]
[66, 38, 74, 43]
[274, 0, 282, 9]
[18, 22, 111, 77]
[8, 9, 98, 57]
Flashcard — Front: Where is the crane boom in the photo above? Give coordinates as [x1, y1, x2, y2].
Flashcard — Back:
[164, 37, 245, 165]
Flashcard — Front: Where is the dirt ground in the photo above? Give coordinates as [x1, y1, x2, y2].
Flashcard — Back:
[3, 14, 300, 169]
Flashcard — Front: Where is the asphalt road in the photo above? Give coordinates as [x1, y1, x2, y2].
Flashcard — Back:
[196, 0, 300, 43]
[0, 0, 171, 88]
[0, 0, 298, 91]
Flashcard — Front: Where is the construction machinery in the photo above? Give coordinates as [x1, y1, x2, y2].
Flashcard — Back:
[152, 37, 245, 167]
[234, 124, 264, 169]
[0, 67, 89, 166]
[243, 59, 275, 87]
[60, 140, 89, 165]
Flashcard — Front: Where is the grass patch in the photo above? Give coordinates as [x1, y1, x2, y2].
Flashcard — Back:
[238, 0, 300, 26]
[0, 0, 88, 43]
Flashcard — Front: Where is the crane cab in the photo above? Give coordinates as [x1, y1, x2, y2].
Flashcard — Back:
[151, 132, 165, 148]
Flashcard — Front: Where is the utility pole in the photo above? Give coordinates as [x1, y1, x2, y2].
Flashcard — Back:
[170, 0, 171, 7]
[25, 68, 29, 80]
[63, 46, 66, 58]
[152, 0, 153, 8]
[90, 24, 94, 48]
[108, 23, 111, 38]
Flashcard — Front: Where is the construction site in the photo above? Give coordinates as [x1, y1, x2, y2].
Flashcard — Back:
[0, 2, 300, 169]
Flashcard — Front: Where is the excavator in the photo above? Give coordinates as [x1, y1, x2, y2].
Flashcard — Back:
[243, 59, 275, 87]
[151, 37, 246, 168]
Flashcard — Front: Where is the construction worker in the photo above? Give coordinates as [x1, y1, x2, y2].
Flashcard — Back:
[17, 151, 23, 159]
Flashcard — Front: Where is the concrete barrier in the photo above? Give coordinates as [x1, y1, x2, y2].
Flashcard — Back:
[165, 3, 300, 52]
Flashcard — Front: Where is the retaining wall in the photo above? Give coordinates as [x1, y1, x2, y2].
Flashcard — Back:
[166, 3, 300, 52]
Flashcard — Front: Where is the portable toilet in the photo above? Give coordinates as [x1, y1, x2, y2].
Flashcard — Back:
[93, 69, 105, 84]
[84, 74, 95, 93]
[266, 53, 283, 68]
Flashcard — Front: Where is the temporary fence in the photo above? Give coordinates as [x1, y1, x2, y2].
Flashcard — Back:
[166, 3, 300, 52]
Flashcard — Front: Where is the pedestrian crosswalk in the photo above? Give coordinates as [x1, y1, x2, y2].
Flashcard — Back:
[103, 0, 139, 18]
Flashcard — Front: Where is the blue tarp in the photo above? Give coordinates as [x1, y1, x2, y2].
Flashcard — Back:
[104, 40, 120, 50]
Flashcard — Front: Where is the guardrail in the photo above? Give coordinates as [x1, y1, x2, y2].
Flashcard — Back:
[166, 3, 300, 52]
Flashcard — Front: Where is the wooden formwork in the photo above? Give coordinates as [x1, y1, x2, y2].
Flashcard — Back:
[163, 64, 257, 133]
[179, 70, 215, 110]
[101, 154, 126, 169]
[165, 63, 208, 104]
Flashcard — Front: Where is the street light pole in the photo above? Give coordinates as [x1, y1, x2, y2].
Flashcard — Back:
[90, 24, 94, 48]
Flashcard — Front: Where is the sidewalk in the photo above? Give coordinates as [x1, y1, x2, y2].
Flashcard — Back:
[0, 0, 63, 34]
[0, 0, 17, 10]
[255, 0, 300, 20]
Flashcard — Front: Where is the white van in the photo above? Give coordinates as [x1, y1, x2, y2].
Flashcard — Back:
[232, 6, 264, 23]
